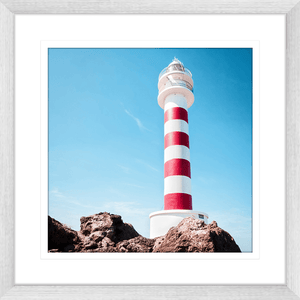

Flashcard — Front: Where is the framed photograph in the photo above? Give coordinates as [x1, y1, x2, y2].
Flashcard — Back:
[42, 42, 257, 259]
[1, 1, 300, 299]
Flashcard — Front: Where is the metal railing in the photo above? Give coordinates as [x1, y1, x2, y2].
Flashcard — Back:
[159, 79, 193, 93]
[159, 66, 192, 80]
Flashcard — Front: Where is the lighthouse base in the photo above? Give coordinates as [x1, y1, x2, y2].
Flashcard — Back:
[149, 209, 209, 239]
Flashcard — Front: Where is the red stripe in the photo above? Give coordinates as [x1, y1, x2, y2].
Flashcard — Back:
[164, 159, 191, 178]
[164, 131, 189, 149]
[164, 107, 188, 123]
[164, 193, 192, 210]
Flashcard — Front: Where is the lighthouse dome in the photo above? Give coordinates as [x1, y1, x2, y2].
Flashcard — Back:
[169, 57, 183, 65]
[167, 58, 185, 72]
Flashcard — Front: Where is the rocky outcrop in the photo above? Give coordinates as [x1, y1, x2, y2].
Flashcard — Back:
[77, 212, 140, 252]
[80, 213, 139, 243]
[152, 218, 241, 252]
[48, 216, 81, 252]
[48, 213, 241, 253]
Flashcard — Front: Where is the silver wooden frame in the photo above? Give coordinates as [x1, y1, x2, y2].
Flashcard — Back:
[1, 1, 300, 299]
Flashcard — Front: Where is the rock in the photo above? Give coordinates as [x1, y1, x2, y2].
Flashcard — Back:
[152, 235, 166, 252]
[117, 236, 155, 252]
[48, 212, 141, 252]
[48, 216, 80, 251]
[153, 217, 241, 252]
[79, 212, 139, 244]
[84, 240, 98, 250]
[101, 236, 115, 248]
[89, 231, 106, 243]
[48, 213, 241, 253]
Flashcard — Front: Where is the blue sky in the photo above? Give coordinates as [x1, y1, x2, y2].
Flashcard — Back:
[48, 48, 252, 252]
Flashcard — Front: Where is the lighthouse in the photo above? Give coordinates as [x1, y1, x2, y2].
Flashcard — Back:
[149, 58, 208, 238]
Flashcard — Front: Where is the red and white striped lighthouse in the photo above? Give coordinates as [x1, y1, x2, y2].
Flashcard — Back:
[149, 58, 208, 238]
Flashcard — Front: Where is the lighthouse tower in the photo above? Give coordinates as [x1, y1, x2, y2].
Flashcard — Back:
[149, 58, 208, 238]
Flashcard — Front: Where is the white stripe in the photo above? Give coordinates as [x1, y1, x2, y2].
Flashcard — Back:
[164, 94, 188, 111]
[164, 176, 191, 195]
[164, 145, 190, 163]
[164, 119, 189, 136]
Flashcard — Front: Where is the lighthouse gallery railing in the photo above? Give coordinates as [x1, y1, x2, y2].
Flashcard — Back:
[159, 79, 193, 93]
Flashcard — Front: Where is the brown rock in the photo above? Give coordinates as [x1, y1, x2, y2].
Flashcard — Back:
[89, 231, 106, 243]
[117, 236, 155, 252]
[84, 240, 98, 250]
[48, 213, 241, 253]
[79, 212, 139, 244]
[152, 235, 166, 252]
[153, 217, 241, 253]
[48, 216, 80, 251]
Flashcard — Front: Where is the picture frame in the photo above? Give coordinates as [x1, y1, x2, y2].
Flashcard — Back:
[0, 1, 299, 299]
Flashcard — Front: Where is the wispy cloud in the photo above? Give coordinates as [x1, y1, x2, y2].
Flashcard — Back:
[125, 183, 145, 189]
[49, 188, 103, 210]
[124, 109, 151, 132]
[136, 159, 159, 172]
[65, 199, 102, 210]
[50, 188, 65, 198]
[107, 187, 128, 198]
[103, 201, 147, 217]
[117, 164, 132, 174]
